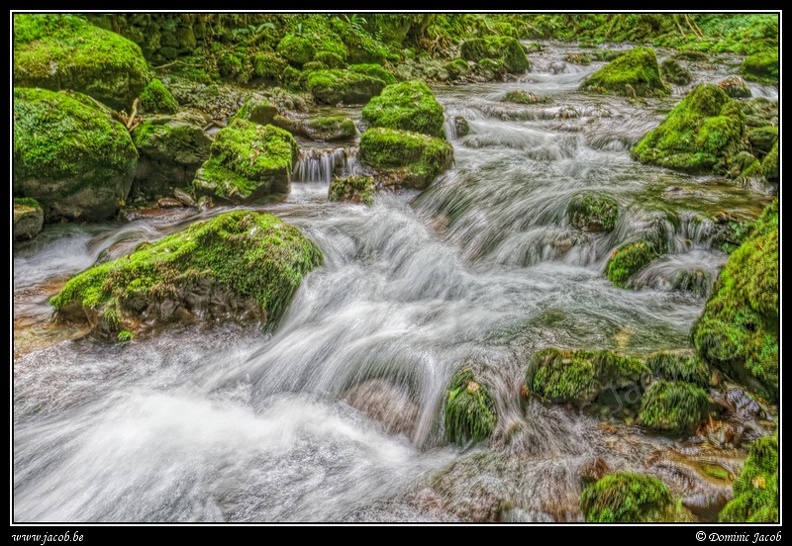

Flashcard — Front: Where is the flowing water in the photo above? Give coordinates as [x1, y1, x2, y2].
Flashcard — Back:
[12, 43, 776, 523]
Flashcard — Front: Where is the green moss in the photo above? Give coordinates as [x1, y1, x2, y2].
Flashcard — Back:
[444, 58, 470, 80]
[459, 36, 531, 73]
[740, 50, 778, 83]
[632, 84, 746, 174]
[117, 330, 134, 343]
[191, 119, 298, 201]
[233, 97, 279, 126]
[303, 116, 356, 141]
[252, 52, 288, 83]
[306, 69, 386, 105]
[349, 63, 398, 85]
[660, 58, 692, 86]
[14, 14, 150, 110]
[719, 436, 778, 522]
[359, 127, 454, 190]
[50, 210, 323, 335]
[605, 240, 658, 288]
[216, 49, 253, 84]
[132, 112, 211, 166]
[328, 175, 376, 205]
[760, 142, 778, 182]
[692, 200, 778, 399]
[13, 197, 42, 212]
[138, 78, 179, 114]
[314, 51, 345, 69]
[746, 126, 778, 157]
[638, 380, 710, 436]
[582, 47, 670, 97]
[13, 87, 137, 221]
[361, 80, 445, 137]
[501, 90, 552, 105]
[566, 193, 618, 232]
[645, 351, 710, 387]
[580, 472, 673, 522]
[277, 33, 316, 66]
[444, 368, 498, 445]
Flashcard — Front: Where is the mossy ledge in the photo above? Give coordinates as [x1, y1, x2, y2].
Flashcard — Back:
[50, 210, 323, 339]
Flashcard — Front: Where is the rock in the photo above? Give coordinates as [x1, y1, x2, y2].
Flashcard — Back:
[173, 187, 197, 208]
[746, 126, 778, 157]
[606, 240, 659, 288]
[13, 87, 137, 222]
[638, 380, 710, 436]
[303, 116, 357, 142]
[138, 78, 179, 114]
[760, 142, 778, 182]
[581, 47, 670, 97]
[580, 472, 674, 522]
[191, 119, 299, 201]
[13, 14, 150, 110]
[460, 36, 531, 73]
[444, 368, 498, 445]
[359, 127, 454, 190]
[660, 58, 693, 86]
[632, 84, 746, 174]
[232, 96, 279, 126]
[501, 90, 552, 105]
[131, 111, 211, 200]
[361, 80, 446, 137]
[578, 458, 610, 486]
[50, 210, 323, 339]
[718, 75, 751, 99]
[328, 175, 375, 205]
[719, 436, 778, 522]
[349, 63, 397, 85]
[453, 116, 470, 137]
[276, 34, 315, 66]
[740, 50, 778, 83]
[13, 197, 44, 241]
[157, 197, 183, 208]
[342, 379, 419, 438]
[306, 69, 387, 105]
[645, 351, 710, 387]
[566, 193, 618, 233]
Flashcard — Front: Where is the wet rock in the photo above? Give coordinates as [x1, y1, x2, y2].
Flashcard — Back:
[660, 58, 693, 86]
[342, 379, 419, 438]
[578, 458, 610, 486]
[13, 198, 44, 242]
[453, 116, 471, 137]
[328, 175, 376, 205]
[718, 75, 751, 99]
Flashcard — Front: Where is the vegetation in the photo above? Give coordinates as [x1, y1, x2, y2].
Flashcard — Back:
[580, 472, 674, 522]
[361, 80, 446, 137]
[581, 47, 670, 97]
[638, 380, 710, 436]
[328, 176, 376, 205]
[719, 435, 779, 522]
[444, 368, 498, 445]
[138, 78, 179, 114]
[606, 241, 658, 288]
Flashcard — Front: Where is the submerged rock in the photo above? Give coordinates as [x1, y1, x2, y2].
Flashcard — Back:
[606, 240, 659, 288]
[660, 58, 692, 86]
[49, 210, 323, 339]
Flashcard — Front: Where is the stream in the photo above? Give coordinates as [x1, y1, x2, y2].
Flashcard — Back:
[12, 42, 776, 523]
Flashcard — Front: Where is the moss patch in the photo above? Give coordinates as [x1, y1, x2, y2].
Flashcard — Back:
[328, 175, 376, 205]
[361, 80, 446, 137]
[580, 472, 674, 522]
[740, 50, 778, 83]
[638, 380, 710, 436]
[760, 142, 778, 182]
[719, 436, 779, 522]
[233, 97, 279, 126]
[645, 351, 710, 388]
[50, 210, 323, 337]
[660, 58, 692, 86]
[606, 240, 658, 288]
[13, 197, 44, 241]
[444, 368, 498, 445]
[567, 193, 618, 232]
[581, 47, 670, 97]
[303, 116, 357, 142]
[460, 36, 531, 73]
[138, 78, 179, 114]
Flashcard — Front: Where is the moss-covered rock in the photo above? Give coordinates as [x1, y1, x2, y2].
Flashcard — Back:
[314, 51, 345, 69]
[660, 58, 692, 86]
[501, 90, 552, 105]
[460, 36, 531, 73]
[581, 47, 670, 97]
[306, 69, 387, 105]
[138, 78, 179, 114]
[191, 119, 299, 201]
[13, 197, 44, 242]
[526, 348, 649, 408]
[645, 351, 710, 388]
[580, 472, 674, 522]
[444, 58, 471, 80]
[328, 175, 375, 206]
[670, 268, 713, 298]
[746, 126, 778, 157]
[302, 116, 357, 142]
[740, 97, 778, 130]
[638, 380, 710, 436]
[632, 84, 746, 174]
[718, 75, 751, 99]
[276, 33, 316, 66]
[131, 111, 212, 199]
[761, 142, 778, 182]
[719, 435, 779, 522]
[740, 50, 778, 83]
[13, 87, 138, 222]
[566, 193, 618, 233]
[444, 368, 498, 445]
[233, 97, 279, 126]
[252, 52, 288, 84]
[606, 240, 658, 288]
[50, 210, 323, 337]
[359, 127, 454, 190]
[361, 81, 445, 138]
[692, 200, 778, 400]
[349, 63, 398, 85]
[14, 14, 150, 110]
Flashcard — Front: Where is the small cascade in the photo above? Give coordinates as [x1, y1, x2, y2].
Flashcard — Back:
[292, 147, 360, 183]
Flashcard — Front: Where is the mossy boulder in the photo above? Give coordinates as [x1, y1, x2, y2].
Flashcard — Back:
[692, 200, 778, 400]
[526, 348, 649, 409]
[13, 87, 138, 222]
[138, 78, 178, 115]
[567, 193, 618, 233]
[328, 175, 376, 206]
[580, 472, 674, 522]
[746, 126, 778, 157]
[719, 436, 779, 522]
[606, 240, 658, 288]
[13, 197, 44, 242]
[252, 52, 289, 84]
[460, 36, 531, 74]
[303, 116, 357, 142]
[638, 380, 710, 436]
[359, 127, 454, 190]
[632, 84, 746, 174]
[49, 210, 323, 338]
[349, 63, 398, 85]
[718, 76, 751, 99]
[361, 81, 446, 138]
[191, 119, 299, 202]
[233, 97, 279, 126]
[581, 47, 670, 97]
[660, 58, 692, 86]
[501, 90, 552, 105]
[306, 69, 387, 105]
[740, 50, 778, 83]
[13, 14, 150, 110]
[131, 111, 212, 199]
[761, 142, 778, 182]
[444, 58, 471, 80]
[276, 34, 316, 66]
[444, 368, 498, 445]
[646, 351, 710, 388]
